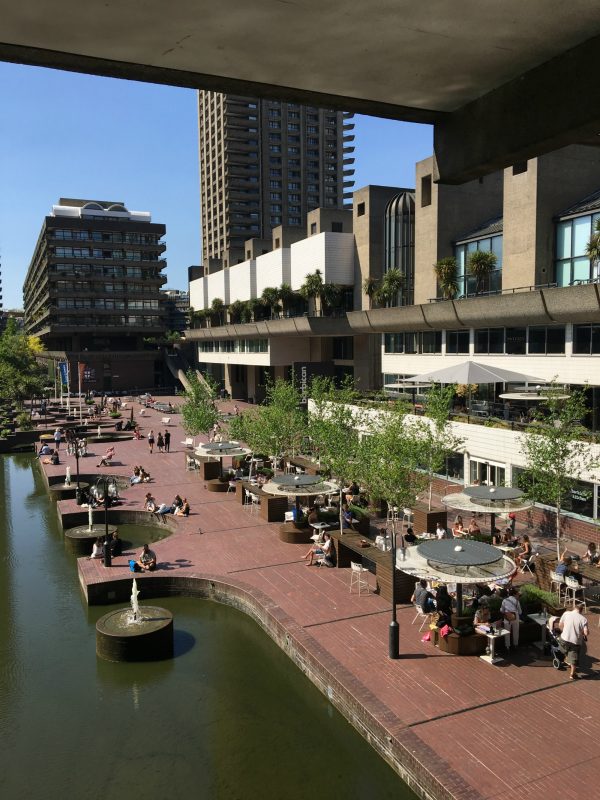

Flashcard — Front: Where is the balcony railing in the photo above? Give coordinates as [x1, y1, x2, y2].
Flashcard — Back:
[428, 280, 558, 303]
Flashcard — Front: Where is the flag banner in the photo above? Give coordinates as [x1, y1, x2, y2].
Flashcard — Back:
[78, 362, 86, 385]
[59, 362, 69, 385]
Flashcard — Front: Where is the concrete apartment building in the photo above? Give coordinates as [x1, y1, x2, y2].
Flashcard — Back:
[23, 198, 167, 392]
[198, 92, 355, 269]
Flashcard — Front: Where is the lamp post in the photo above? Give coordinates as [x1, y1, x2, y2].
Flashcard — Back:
[94, 475, 119, 568]
[388, 519, 402, 660]
[74, 442, 82, 505]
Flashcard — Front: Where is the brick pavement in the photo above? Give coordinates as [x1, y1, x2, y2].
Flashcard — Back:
[40, 397, 600, 800]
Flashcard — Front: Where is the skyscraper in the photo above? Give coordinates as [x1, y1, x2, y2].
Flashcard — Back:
[198, 92, 354, 269]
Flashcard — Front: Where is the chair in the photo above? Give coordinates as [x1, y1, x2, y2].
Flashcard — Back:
[550, 571, 566, 601]
[285, 461, 294, 474]
[401, 508, 413, 527]
[181, 437, 194, 449]
[412, 605, 434, 632]
[249, 492, 260, 514]
[227, 480, 237, 493]
[386, 506, 399, 524]
[243, 489, 253, 508]
[349, 562, 370, 595]
[186, 456, 198, 471]
[519, 551, 537, 574]
[564, 576, 586, 610]
[284, 511, 295, 523]
[161, 417, 171, 426]
[139, 408, 146, 416]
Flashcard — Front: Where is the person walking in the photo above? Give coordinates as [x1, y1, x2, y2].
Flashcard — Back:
[559, 601, 589, 680]
[148, 429, 155, 454]
[53, 428, 62, 451]
[156, 432, 164, 453]
[164, 429, 171, 453]
[500, 587, 522, 648]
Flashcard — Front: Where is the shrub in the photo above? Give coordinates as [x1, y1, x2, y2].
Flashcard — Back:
[109, 412, 122, 419]
[16, 412, 33, 430]
[1, 428, 11, 438]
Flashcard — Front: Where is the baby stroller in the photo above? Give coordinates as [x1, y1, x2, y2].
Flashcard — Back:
[547, 616, 565, 670]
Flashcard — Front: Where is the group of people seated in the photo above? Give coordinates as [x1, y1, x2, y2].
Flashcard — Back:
[38, 443, 60, 464]
[144, 492, 190, 519]
[130, 465, 151, 484]
[451, 514, 482, 538]
[89, 531, 122, 559]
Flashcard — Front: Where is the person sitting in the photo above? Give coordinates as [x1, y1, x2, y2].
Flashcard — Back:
[501, 527, 518, 547]
[404, 527, 417, 544]
[134, 426, 142, 440]
[467, 517, 480, 536]
[155, 502, 174, 519]
[411, 579, 436, 613]
[307, 506, 319, 525]
[516, 534, 533, 566]
[452, 515, 464, 538]
[341, 503, 358, 531]
[50, 449, 60, 465]
[130, 466, 142, 485]
[137, 543, 157, 572]
[38, 443, 52, 458]
[344, 481, 360, 505]
[144, 493, 157, 513]
[109, 531, 122, 557]
[174, 497, 190, 516]
[435, 522, 446, 540]
[172, 494, 184, 512]
[89, 537, 104, 560]
[492, 527, 502, 545]
[96, 446, 115, 467]
[139, 467, 151, 482]
[556, 550, 581, 584]
[583, 542, 599, 565]
[473, 598, 491, 627]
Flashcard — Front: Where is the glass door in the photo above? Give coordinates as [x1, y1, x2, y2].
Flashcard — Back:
[469, 459, 506, 487]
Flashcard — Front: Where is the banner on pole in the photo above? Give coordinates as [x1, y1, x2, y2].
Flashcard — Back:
[58, 362, 69, 386]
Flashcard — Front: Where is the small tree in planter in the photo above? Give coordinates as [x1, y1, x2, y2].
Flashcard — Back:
[261, 287, 282, 320]
[376, 268, 404, 307]
[520, 384, 599, 558]
[413, 383, 463, 511]
[467, 250, 497, 295]
[362, 276, 380, 310]
[299, 270, 325, 316]
[181, 371, 220, 441]
[433, 257, 459, 300]
[278, 283, 296, 317]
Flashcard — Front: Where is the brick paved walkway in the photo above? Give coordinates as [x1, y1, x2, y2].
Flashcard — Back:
[41, 397, 600, 800]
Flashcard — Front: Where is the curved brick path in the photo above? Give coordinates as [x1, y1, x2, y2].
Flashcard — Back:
[39, 397, 600, 800]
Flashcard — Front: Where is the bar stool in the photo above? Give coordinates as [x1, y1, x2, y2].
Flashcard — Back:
[386, 506, 399, 525]
[564, 576, 586, 611]
[401, 507, 413, 527]
[550, 571, 566, 602]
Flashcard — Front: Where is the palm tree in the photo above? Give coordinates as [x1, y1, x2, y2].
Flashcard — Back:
[321, 282, 342, 315]
[467, 250, 497, 294]
[379, 268, 404, 307]
[362, 276, 380, 310]
[299, 270, 325, 315]
[228, 300, 245, 324]
[585, 219, 600, 282]
[278, 283, 295, 317]
[261, 287, 282, 319]
[210, 297, 225, 326]
[433, 257, 459, 300]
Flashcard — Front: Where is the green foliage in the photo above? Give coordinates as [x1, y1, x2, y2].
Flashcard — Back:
[16, 412, 33, 430]
[362, 276, 379, 309]
[299, 270, 325, 314]
[0, 322, 46, 407]
[180, 371, 220, 437]
[228, 300, 246, 324]
[585, 218, 600, 274]
[521, 383, 599, 556]
[518, 583, 561, 610]
[416, 383, 464, 510]
[467, 250, 497, 293]
[376, 268, 404, 307]
[0, 429, 11, 438]
[261, 287, 282, 318]
[229, 379, 305, 460]
[355, 401, 428, 535]
[433, 257, 459, 300]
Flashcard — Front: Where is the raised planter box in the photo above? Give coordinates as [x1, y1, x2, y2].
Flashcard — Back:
[411, 503, 447, 536]
[279, 522, 313, 544]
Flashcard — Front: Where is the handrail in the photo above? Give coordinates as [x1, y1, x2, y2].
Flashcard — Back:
[428, 282, 558, 303]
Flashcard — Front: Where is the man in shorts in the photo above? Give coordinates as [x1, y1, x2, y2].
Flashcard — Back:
[559, 601, 589, 680]
[137, 544, 157, 572]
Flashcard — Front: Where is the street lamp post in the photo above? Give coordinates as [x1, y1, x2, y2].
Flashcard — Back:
[94, 476, 118, 568]
[74, 443, 82, 505]
[388, 522, 402, 659]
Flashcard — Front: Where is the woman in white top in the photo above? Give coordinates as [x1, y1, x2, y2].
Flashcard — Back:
[500, 588, 522, 648]
[89, 537, 104, 559]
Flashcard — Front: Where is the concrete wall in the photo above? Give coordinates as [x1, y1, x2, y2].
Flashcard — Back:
[414, 157, 503, 304]
[290, 232, 355, 289]
[306, 207, 353, 236]
[255, 248, 292, 296]
[228, 259, 256, 303]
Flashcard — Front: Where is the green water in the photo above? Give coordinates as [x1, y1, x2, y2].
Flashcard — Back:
[0, 456, 416, 800]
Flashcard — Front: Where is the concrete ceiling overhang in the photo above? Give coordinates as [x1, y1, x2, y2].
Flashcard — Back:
[2, 1, 600, 182]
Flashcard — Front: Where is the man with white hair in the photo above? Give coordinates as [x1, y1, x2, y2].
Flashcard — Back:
[559, 601, 589, 680]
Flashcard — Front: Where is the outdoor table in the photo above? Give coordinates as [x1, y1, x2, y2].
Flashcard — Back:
[417, 532, 435, 540]
[310, 521, 328, 541]
[288, 455, 323, 476]
[478, 626, 510, 665]
[527, 612, 550, 652]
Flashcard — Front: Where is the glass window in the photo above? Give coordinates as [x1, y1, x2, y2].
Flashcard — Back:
[573, 216, 590, 256]
[446, 330, 469, 354]
[489, 327, 504, 353]
[505, 327, 526, 355]
[383, 333, 403, 353]
[528, 326, 546, 354]
[573, 257, 590, 283]
[474, 329, 488, 354]
[546, 326, 566, 354]
[421, 331, 442, 353]
[573, 324, 592, 354]
[556, 221, 571, 260]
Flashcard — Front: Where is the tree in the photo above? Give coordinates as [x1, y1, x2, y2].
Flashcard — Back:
[376, 268, 404, 307]
[180, 371, 220, 438]
[299, 270, 325, 315]
[0, 321, 46, 408]
[362, 276, 380, 310]
[467, 250, 497, 294]
[414, 383, 463, 510]
[433, 257, 459, 300]
[308, 376, 365, 531]
[278, 283, 295, 317]
[210, 298, 225, 326]
[585, 218, 600, 282]
[229, 378, 305, 463]
[520, 384, 599, 557]
[228, 300, 245, 324]
[261, 287, 282, 319]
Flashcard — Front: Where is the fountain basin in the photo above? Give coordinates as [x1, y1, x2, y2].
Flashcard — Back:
[49, 481, 89, 499]
[96, 606, 173, 661]
[64, 524, 118, 555]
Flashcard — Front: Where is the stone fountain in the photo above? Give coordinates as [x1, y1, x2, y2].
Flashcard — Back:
[95, 579, 173, 661]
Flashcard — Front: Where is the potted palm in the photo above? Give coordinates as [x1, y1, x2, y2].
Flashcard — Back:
[433, 257, 459, 300]
[467, 250, 497, 295]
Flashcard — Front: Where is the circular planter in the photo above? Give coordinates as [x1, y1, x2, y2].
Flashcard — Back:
[64, 523, 118, 555]
[278, 523, 312, 544]
[206, 478, 229, 492]
[96, 606, 174, 661]
[49, 481, 89, 499]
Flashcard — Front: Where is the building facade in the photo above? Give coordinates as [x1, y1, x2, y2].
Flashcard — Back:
[198, 92, 355, 269]
[23, 198, 167, 392]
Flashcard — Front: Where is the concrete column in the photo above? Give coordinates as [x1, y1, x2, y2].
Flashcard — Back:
[224, 364, 233, 398]
[247, 366, 257, 403]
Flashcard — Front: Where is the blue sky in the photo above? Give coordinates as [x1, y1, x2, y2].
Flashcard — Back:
[0, 62, 432, 309]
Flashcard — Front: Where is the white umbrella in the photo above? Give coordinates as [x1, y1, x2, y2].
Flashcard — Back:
[409, 360, 543, 386]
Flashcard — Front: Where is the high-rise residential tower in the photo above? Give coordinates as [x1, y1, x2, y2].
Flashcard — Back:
[198, 92, 354, 269]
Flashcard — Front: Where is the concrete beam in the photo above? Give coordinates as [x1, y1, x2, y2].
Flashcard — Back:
[434, 34, 600, 184]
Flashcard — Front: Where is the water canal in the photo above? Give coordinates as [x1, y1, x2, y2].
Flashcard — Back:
[0, 456, 416, 799]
